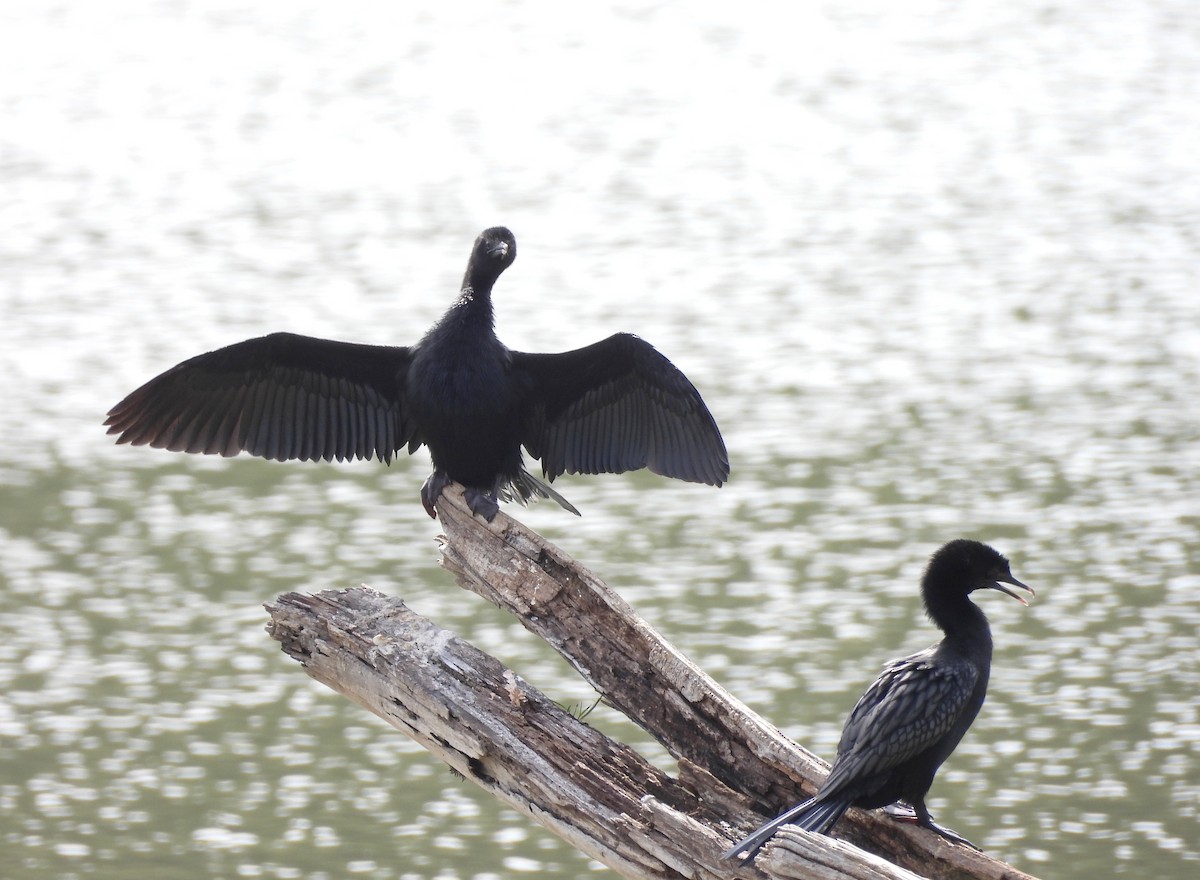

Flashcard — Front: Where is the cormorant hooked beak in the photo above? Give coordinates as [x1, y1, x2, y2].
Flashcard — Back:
[990, 574, 1035, 606]
[486, 240, 509, 260]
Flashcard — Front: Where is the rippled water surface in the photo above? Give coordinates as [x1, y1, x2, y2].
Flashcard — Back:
[2, 1, 1198, 878]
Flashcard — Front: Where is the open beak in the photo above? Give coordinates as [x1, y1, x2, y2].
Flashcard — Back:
[991, 574, 1035, 606]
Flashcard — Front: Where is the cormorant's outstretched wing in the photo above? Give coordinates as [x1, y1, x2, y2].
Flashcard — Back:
[821, 650, 979, 796]
[105, 332, 417, 464]
[512, 333, 729, 486]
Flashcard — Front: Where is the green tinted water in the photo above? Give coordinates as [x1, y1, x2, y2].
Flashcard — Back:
[2, 1, 1199, 878]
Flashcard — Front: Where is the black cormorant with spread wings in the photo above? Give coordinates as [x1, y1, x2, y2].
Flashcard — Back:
[105, 227, 728, 521]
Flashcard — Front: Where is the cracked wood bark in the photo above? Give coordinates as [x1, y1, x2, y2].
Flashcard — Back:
[265, 484, 1041, 880]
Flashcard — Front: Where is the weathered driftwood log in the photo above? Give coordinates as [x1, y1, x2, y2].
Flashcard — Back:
[266, 587, 916, 880]
[265, 485, 1040, 880]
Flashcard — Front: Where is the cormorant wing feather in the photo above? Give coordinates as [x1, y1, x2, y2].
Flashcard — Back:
[105, 332, 417, 465]
[820, 649, 979, 795]
[512, 333, 729, 485]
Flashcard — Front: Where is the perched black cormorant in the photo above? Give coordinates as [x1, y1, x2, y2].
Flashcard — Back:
[723, 539, 1033, 863]
[105, 227, 729, 521]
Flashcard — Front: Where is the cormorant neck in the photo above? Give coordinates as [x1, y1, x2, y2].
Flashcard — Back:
[463, 260, 503, 298]
[926, 591, 993, 650]
[450, 274, 496, 328]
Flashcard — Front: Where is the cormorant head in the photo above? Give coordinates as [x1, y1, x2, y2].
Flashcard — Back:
[461, 227, 518, 295]
[926, 539, 1035, 606]
[474, 226, 517, 270]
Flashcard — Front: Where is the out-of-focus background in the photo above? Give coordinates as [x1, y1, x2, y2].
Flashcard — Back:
[2, 1, 1197, 878]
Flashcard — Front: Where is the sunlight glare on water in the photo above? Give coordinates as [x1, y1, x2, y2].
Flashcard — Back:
[1, 1, 1198, 879]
